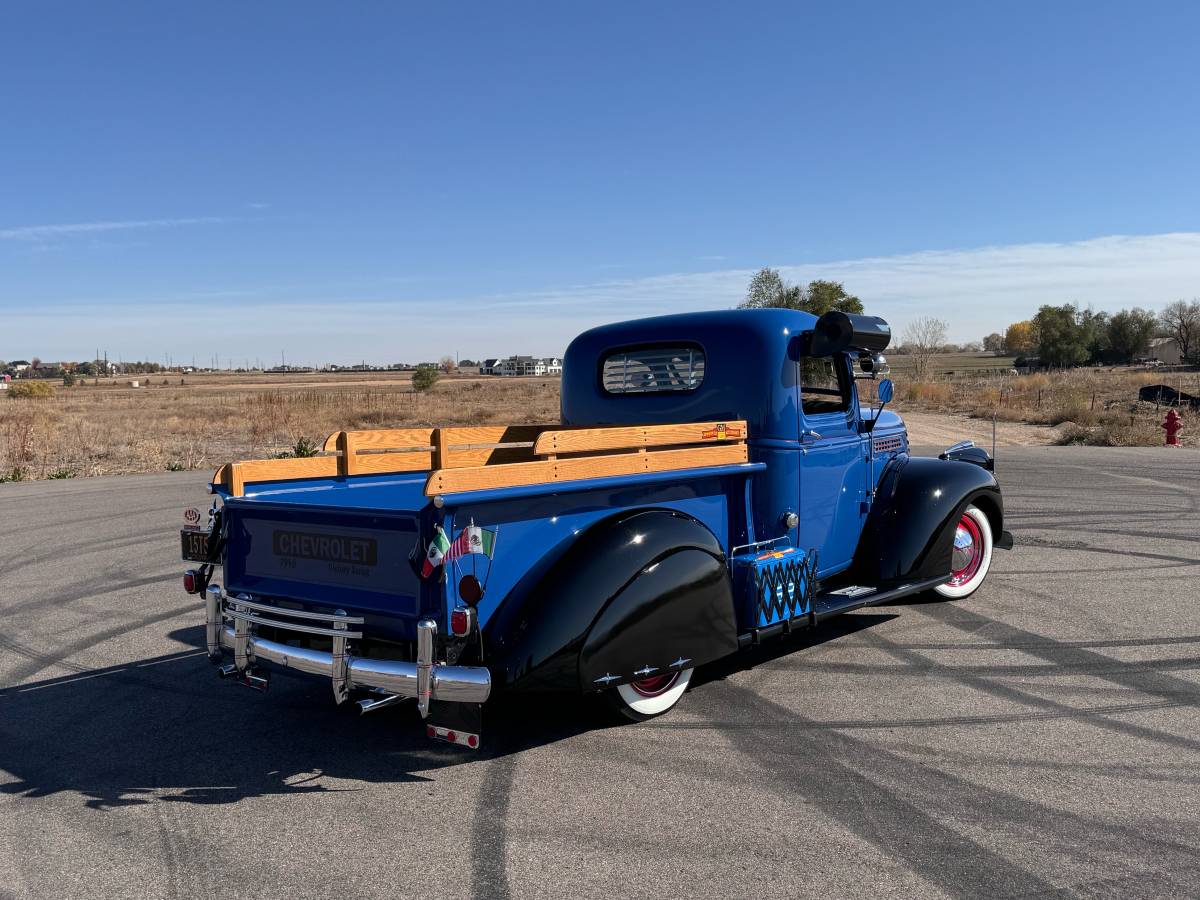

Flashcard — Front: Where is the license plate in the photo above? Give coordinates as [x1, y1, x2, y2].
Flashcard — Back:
[181, 529, 214, 562]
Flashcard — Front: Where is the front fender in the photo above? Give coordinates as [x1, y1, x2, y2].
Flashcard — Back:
[482, 508, 736, 693]
[851, 454, 1004, 586]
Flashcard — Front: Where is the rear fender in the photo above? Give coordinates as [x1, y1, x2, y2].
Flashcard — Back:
[852, 454, 1003, 585]
[482, 509, 737, 693]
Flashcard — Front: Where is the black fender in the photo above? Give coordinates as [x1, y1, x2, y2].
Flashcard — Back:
[482, 509, 738, 693]
[851, 454, 1004, 586]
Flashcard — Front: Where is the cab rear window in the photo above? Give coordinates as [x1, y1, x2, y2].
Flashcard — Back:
[601, 346, 705, 394]
[799, 357, 850, 414]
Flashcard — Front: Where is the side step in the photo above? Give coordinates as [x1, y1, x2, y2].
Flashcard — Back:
[738, 575, 947, 648]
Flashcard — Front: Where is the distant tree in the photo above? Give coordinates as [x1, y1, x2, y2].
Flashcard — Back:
[62, 372, 76, 387]
[739, 269, 864, 315]
[458, 358, 477, 368]
[803, 280, 865, 316]
[982, 332, 1005, 352]
[411, 366, 440, 392]
[1004, 321, 1037, 355]
[742, 268, 800, 309]
[1033, 304, 1090, 367]
[1078, 308, 1110, 362]
[1160, 299, 1200, 362]
[901, 317, 948, 381]
[30, 357, 42, 373]
[439, 355, 457, 374]
[1106, 308, 1159, 362]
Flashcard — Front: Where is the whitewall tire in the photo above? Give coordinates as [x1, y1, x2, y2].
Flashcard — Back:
[933, 504, 993, 600]
[610, 667, 694, 721]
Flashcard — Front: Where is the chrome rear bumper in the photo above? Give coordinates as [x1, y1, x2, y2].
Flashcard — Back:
[205, 586, 491, 715]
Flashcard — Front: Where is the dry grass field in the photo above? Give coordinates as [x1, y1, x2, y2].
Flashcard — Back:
[1, 362, 1195, 482]
[864, 365, 1200, 448]
[0, 373, 561, 482]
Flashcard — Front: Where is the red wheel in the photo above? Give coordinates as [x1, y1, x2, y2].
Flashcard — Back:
[934, 504, 993, 599]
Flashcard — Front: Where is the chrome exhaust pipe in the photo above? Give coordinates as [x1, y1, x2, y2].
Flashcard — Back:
[357, 693, 408, 715]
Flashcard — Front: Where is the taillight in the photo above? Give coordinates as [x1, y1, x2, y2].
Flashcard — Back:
[183, 570, 197, 594]
[450, 606, 473, 637]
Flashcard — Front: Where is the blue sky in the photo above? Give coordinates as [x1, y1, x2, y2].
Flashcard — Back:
[3, 1, 1199, 365]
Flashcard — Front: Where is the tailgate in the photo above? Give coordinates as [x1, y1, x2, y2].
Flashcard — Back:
[222, 501, 424, 626]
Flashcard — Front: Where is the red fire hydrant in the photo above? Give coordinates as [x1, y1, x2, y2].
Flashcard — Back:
[1162, 409, 1184, 446]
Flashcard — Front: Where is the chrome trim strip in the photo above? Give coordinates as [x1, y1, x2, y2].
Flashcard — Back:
[228, 596, 364, 625]
[416, 618, 435, 718]
[225, 609, 364, 640]
[204, 586, 222, 658]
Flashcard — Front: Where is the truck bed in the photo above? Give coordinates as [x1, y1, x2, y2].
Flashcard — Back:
[211, 420, 751, 499]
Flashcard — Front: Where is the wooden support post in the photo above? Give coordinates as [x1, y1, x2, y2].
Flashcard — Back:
[337, 431, 360, 476]
[433, 428, 447, 471]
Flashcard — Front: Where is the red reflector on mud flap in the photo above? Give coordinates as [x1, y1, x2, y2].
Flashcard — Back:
[183, 570, 197, 594]
[450, 607, 470, 636]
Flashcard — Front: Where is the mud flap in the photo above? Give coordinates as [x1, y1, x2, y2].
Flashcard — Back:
[427, 701, 483, 749]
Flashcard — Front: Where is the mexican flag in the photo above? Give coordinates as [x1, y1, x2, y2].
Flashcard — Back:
[445, 525, 496, 563]
[421, 525, 451, 578]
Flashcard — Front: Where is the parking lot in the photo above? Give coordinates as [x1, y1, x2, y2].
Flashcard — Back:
[1, 446, 1198, 899]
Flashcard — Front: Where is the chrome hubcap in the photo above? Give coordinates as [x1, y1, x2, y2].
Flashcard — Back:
[951, 526, 976, 572]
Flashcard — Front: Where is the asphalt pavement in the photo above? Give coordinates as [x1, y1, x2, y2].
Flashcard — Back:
[1, 447, 1198, 899]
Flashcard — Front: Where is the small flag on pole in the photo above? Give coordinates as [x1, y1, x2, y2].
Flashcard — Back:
[421, 525, 451, 578]
[445, 524, 496, 563]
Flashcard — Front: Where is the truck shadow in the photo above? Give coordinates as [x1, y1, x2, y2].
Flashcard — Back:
[0, 615, 894, 809]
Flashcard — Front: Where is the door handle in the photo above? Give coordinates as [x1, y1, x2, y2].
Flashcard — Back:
[801, 429, 822, 441]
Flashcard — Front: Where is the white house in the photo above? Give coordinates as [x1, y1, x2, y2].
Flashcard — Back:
[1148, 336, 1183, 365]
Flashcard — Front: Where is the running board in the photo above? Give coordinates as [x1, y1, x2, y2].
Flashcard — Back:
[738, 575, 948, 648]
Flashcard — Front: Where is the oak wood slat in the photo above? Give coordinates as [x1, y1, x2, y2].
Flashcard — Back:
[321, 428, 436, 453]
[439, 424, 549, 467]
[424, 441, 747, 496]
[532, 420, 746, 455]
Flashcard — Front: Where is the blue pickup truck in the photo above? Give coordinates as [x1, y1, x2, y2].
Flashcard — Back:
[181, 309, 1012, 747]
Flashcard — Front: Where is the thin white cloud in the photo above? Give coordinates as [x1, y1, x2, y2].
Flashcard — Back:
[0, 216, 229, 241]
[6, 232, 1200, 362]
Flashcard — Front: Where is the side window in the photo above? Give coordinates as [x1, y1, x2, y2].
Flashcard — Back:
[799, 356, 850, 414]
[601, 346, 705, 395]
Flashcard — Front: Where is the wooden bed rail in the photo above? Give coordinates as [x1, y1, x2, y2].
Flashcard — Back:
[212, 420, 749, 498]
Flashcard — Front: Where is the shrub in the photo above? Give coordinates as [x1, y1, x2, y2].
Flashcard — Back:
[411, 368, 440, 393]
[47, 468, 76, 479]
[272, 436, 319, 459]
[62, 372, 76, 387]
[8, 381, 55, 399]
[292, 436, 318, 458]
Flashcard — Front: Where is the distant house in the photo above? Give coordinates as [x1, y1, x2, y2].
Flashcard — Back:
[497, 356, 542, 376]
[1148, 336, 1183, 365]
[479, 355, 562, 376]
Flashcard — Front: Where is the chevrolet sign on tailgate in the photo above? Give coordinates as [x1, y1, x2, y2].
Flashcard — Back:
[241, 520, 411, 593]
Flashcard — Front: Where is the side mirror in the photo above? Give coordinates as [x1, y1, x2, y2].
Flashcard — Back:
[878, 378, 894, 404]
[860, 378, 894, 434]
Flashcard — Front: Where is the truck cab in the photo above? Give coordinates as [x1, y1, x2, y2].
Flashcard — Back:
[182, 308, 1011, 746]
